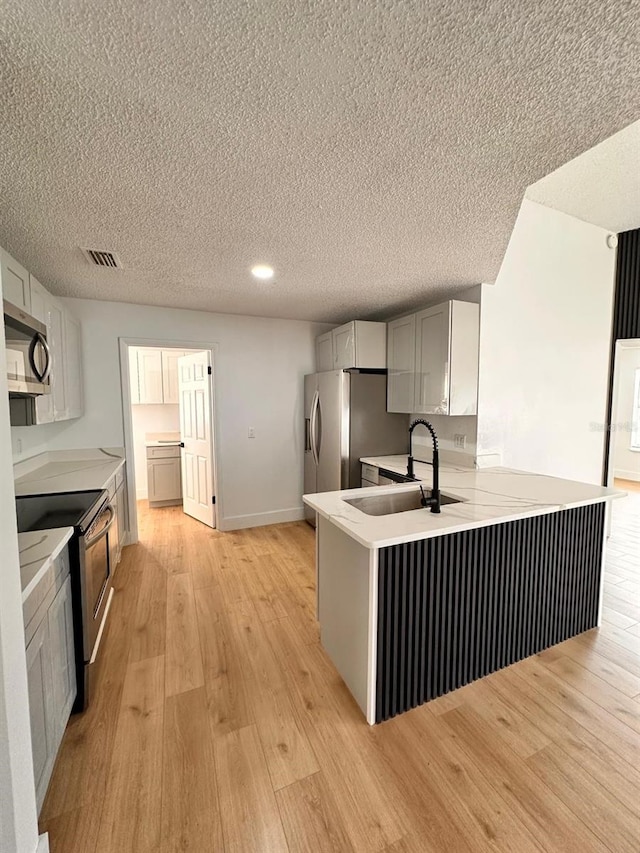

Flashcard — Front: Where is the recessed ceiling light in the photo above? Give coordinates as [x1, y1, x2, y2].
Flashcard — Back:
[251, 264, 274, 280]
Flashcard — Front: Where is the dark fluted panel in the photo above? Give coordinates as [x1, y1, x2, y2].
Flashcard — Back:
[376, 504, 605, 723]
[614, 228, 640, 341]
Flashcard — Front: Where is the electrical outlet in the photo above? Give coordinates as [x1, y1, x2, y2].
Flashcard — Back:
[454, 434, 466, 450]
[16, 438, 23, 454]
[248, 426, 256, 439]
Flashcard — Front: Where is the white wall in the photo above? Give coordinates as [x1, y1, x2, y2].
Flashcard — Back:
[131, 403, 180, 499]
[477, 199, 616, 484]
[409, 414, 477, 464]
[16, 299, 329, 528]
[611, 343, 640, 482]
[0, 278, 41, 852]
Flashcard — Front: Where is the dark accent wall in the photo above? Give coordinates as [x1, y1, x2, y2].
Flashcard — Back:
[612, 228, 640, 341]
[604, 227, 640, 483]
[375, 504, 605, 723]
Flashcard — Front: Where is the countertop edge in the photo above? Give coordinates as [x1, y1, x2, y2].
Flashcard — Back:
[21, 527, 74, 603]
[306, 493, 618, 550]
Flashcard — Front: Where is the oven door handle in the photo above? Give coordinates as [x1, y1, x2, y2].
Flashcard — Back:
[85, 504, 116, 548]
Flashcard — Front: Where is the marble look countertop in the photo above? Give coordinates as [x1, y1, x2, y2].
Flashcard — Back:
[18, 527, 74, 603]
[145, 432, 181, 447]
[14, 448, 125, 496]
[303, 455, 625, 549]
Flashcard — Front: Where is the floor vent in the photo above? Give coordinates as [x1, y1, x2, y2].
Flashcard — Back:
[81, 248, 123, 269]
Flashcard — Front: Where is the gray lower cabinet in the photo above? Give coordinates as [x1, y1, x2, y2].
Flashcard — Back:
[107, 465, 128, 572]
[26, 618, 55, 811]
[25, 557, 76, 813]
[47, 575, 76, 744]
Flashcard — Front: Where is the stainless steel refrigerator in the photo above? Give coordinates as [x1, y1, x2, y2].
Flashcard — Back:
[304, 370, 408, 525]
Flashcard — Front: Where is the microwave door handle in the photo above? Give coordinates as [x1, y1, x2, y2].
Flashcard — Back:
[85, 505, 116, 548]
[29, 332, 51, 383]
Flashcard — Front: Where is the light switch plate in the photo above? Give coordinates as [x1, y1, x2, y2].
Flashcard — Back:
[454, 434, 466, 449]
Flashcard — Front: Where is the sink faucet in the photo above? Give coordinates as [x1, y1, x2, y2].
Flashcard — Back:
[408, 419, 441, 513]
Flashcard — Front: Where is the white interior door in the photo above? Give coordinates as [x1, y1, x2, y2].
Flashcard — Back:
[178, 351, 216, 528]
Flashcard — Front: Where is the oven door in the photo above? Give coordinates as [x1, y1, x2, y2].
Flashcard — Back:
[82, 502, 116, 661]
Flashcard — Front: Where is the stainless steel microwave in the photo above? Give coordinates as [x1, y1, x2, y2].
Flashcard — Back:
[4, 299, 52, 396]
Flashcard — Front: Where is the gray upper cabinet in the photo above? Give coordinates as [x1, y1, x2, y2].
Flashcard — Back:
[387, 300, 479, 416]
[387, 314, 416, 413]
[1, 247, 31, 313]
[315, 321, 387, 371]
[4, 249, 83, 425]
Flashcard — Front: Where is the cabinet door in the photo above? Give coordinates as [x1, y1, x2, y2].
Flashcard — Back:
[161, 350, 185, 404]
[387, 315, 416, 413]
[148, 458, 182, 501]
[332, 322, 355, 369]
[137, 349, 163, 404]
[1, 248, 31, 312]
[48, 299, 68, 420]
[64, 311, 83, 419]
[316, 332, 334, 372]
[414, 302, 451, 415]
[47, 575, 76, 747]
[29, 276, 55, 424]
[26, 618, 54, 812]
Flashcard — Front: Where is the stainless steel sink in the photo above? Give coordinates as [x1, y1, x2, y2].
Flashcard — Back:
[343, 488, 462, 516]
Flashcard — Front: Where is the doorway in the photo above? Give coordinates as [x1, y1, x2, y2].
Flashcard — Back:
[119, 339, 220, 545]
[602, 339, 640, 634]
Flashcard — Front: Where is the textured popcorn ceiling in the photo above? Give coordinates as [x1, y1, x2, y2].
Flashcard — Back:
[526, 120, 640, 233]
[1, 1, 639, 323]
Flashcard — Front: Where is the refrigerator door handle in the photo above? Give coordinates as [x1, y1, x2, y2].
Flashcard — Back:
[310, 390, 320, 466]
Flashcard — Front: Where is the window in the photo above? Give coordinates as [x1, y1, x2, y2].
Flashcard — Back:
[632, 368, 640, 450]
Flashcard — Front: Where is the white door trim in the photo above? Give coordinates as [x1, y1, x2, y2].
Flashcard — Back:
[118, 337, 222, 544]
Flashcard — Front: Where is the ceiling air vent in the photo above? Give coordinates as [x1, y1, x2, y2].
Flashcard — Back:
[81, 248, 123, 269]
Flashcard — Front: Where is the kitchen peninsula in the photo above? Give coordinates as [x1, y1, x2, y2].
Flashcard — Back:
[303, 457, 622, 725]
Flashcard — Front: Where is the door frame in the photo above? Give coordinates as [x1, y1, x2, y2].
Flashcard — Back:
[605, 338, 640, 487]
[118, 337, 221, 544]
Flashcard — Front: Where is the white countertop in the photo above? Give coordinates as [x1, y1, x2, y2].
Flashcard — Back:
[145, 432, 181, 447]
[303, 455, 624, 549]
[18, 527, 74, 603]
[14, 448, 125, 496]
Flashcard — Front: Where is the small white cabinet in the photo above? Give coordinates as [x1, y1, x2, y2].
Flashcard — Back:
[316, 332, 334, 372]
[387, 300, 479, 416]
[137, 349, 164, 404]
[1, 247, 31, 312]
[147, 444, 182, 506]
[315, 321, 387, 371]
[24, 549, 76, 813]
[131, 348, 188, 404]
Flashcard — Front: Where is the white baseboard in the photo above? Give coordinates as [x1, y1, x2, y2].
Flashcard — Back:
[219, 506, 305, 531]
[614, 468, 640, 482]
[36, 834, 50, 853]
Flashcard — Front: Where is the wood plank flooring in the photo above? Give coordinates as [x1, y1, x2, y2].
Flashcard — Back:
[40, 494, 640, 852]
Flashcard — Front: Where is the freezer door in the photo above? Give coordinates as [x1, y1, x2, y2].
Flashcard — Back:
[304, 374, 318, 523]
[317, 370, 346, 493]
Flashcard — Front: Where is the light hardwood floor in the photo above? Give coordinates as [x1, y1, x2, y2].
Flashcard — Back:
[40, 494, 640, 852]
